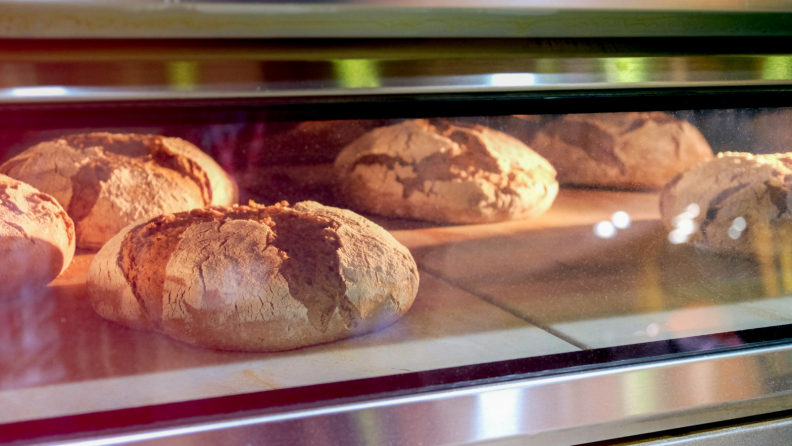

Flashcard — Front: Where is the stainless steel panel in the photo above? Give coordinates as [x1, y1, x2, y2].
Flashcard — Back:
[40, 342, 792, 446]
[593, 413, 792, 445]
[0, 1, 790, 39]
[0, 54, 791, 102]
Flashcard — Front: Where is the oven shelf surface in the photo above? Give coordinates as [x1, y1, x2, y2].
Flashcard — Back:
[4, 187, 792, 445]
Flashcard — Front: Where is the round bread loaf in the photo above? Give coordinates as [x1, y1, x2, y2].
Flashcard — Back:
[0, 133, 237, 250]
[529, 112, 714, 190]
[660, 152, 792, 257]
[0, 174, 75, 300]
[334, 119, 558, 224]
[87, 201, 419, 352]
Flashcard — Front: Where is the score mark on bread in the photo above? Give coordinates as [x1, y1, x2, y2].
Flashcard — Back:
[87, 201, 419, 352]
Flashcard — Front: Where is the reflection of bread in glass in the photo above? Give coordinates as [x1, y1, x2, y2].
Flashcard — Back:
[0, 133, 237, 250]
[0, 174, 75, 300]
[529, 112, 713, 190]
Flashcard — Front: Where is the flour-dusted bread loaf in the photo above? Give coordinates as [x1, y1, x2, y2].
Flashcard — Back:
[529, 112, 714, 190]
[660, 152, 792, 257]
[334, 119, 558, 224]
[87, 201, 419, 352]
[0, 133, 237, 250]
[0, 174, 75, 300]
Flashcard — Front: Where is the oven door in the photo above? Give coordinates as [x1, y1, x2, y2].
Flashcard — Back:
[2, 13, 792, 446]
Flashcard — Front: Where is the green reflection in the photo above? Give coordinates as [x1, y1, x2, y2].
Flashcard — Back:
[762, 56, 792, 81]
[535, 58, 562, 74]
[332, 59, 380, 88]
[624, 369, 657, 415]
[353, 410, 382, 445]
[602, 58, 650, 84]
[167, 61, 198, 91]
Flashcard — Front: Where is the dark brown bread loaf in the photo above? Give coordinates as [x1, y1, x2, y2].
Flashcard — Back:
[0, 174, 75, 300]
[0, 133, 237, 249]
[334, 119, 558, 224]
[87, 201, 419, 352]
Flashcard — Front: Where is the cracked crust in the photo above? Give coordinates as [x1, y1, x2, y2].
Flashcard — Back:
[334, 119, 559, 224]
[0, 133, 238, 250]
[529, 112, 714, 190]
[660, 152, 792, 256]
[0, 174, 75, 300]
[87, 201, 419, 352]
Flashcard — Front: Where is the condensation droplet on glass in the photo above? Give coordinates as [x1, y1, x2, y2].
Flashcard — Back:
[594, 221, 617, 238]
[732, 216, 747, 231]
[686, 203, 700, 218]
[611, 211, 631, 229]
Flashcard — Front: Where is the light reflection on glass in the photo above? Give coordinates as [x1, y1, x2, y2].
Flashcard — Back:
[778, 224, 792, 292]
[762, 55, 792, 81]
[669, 203, 700, 244]
[750, 218, 778, 297]
[489, 73, 536, 87]
[611, 211, 631, 229]
[594, 221, 616, 238]
[167, 61, 198, 91]
[602, 58, 650, 84]
[332, 59, 380, 89]
[622, 368, 657, 417]
[595, 211, 632, 238]
[9, 86, 68, 97]
[475, 388, 522, 440]
[728, 216, 746, 240]
[675, 219, 695, 235]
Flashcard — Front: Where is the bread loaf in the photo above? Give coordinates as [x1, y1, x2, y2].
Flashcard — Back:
[87, 201, 419, 352]
[334, 119, 558, 224]
[0, 174, 75, 300]
[660, 152, 792, 256]
[529, 112, 714, 190]
[0, 133, 237, 250]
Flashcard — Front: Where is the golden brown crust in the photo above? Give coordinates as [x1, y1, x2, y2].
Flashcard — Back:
[529, 112, 714, 190]
[0, 174, 75, 300]
[0, 133, 237, 249]
[60, 133, 214, 205]
[334, 119, 559, 224]
[87, 201, 419, 352]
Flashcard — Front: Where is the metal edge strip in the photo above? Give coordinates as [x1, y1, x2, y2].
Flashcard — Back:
[2, 53, 792, 102]
[41, 342, 792, 446]
[0, 3, 791, 39]
[2, 80, 792, 104]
